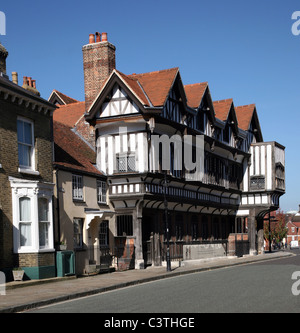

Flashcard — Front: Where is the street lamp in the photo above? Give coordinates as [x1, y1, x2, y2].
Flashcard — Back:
[163, 171, 171, 272]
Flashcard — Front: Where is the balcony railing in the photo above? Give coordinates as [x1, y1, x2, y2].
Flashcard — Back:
[109, 180, 239, 206]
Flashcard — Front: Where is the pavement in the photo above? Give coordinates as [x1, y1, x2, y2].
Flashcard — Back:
[0, 251, 294, 313]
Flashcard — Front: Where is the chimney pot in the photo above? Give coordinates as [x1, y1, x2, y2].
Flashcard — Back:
[23, 76, 28, 85]
[89, 34, 95, 44]
[32, 80, 36, 89]
[102, 32, 108, 42]
[95, 32, 101, 43]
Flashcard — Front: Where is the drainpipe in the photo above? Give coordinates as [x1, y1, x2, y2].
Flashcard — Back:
[55, 169, 61, 244]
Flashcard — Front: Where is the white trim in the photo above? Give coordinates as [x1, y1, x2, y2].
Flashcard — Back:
[9, 177, 54, 254]
[17, 116, 36, 172]
[18, 167, 40, 176]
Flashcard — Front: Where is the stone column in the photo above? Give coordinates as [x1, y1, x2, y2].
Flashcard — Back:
[134, 214, 144, 269]
[256, 217, 265, 254]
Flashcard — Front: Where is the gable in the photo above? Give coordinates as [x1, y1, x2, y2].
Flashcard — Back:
[128, 67, 179, 107]
[161, 72, 191, 124]
[99, 83, 140, 118]
[49, 90, 79, 106]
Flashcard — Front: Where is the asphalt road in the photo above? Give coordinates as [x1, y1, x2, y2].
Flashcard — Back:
[28, 250, 300, 313]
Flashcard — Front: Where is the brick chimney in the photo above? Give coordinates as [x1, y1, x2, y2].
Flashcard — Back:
[82, 32, 116, 112]
[22, 76, 40, 96]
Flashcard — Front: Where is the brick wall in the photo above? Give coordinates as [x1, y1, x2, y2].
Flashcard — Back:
[82, 41, 116, 112]
[75, 116, 96, 149]
[0, 91, 53, 269]
[17, 252, 55, 267]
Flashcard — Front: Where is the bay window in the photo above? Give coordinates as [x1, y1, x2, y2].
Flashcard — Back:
[38, 198, 50, 248]
[19, 197, 32, 247]
[10, 177, 54, 253]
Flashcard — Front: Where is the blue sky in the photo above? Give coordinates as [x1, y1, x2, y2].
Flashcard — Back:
[0, 0, 299, 212]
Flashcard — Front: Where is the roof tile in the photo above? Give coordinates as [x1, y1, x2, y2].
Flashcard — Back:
[235, 104, 255, 131]
[184, 82, 208, 108]
[53, 121, 101, 175]
[213, 99, 233, 121]
[53, 101, 85, 127]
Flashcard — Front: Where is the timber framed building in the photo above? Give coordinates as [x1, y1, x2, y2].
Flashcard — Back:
[54, 32, 286, 270]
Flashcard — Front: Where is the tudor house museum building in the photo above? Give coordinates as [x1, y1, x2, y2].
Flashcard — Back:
[0, 32, 285, 279]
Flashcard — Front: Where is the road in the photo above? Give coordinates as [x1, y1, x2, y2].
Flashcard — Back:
[28, 250, 300, 313]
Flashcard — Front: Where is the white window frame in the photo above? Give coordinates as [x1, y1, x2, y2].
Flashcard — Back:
[19, 197, 32, 248]
[72, 174, 84, 201]
[10, 177, 54, 254]
[97, 180, 107, 204]
[17, 117, 39, 175]
[38, 197, 51, 249]
[116, 153, 136, 173]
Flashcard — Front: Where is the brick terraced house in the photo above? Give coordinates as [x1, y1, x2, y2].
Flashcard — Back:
[52, 32, 285, 270]
[0, 43, 56, 280]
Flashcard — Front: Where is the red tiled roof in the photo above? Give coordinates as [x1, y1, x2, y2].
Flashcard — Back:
[213, 99, 233, 121]
[235, 104, 255, 131]
[53, 121, 101, 175]
[116, 70, 150, 106]
[52, 90, 79, 105]
[184, 82, 208, 108]
[53, 101, 85, 127]
[126, 68, 179, 107]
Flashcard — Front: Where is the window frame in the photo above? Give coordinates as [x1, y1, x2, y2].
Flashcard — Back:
[19, 197, 32, 248]
[97, 180, 107, 204]
[72, 174, 84, 201]
[73, 218, 84, 249]
[38, 197, 50, 249]
[99, 220, 109, 247]
[116, 153, 136, 173]
[17, 117, 35, 172]
[10, 177, 54, 254]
